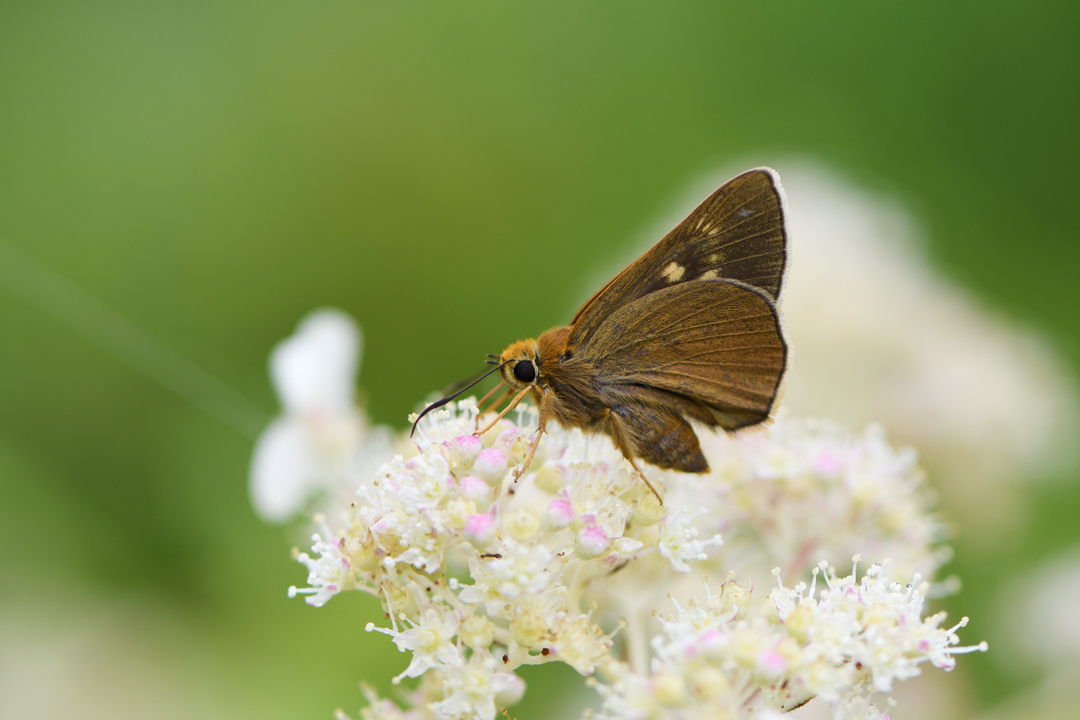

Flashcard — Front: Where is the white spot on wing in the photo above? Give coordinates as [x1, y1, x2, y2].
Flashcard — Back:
[661, 262, 685, 283]
[700, 270, 718, 280]
[737, 207, 756, 219]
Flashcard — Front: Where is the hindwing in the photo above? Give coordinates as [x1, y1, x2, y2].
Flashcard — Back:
[582, 279, 787, 430]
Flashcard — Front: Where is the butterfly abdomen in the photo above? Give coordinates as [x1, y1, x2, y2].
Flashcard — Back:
[608, 404, 709, 473]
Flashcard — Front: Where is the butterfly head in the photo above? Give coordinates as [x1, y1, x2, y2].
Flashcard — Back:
[497, 339, 540, 389]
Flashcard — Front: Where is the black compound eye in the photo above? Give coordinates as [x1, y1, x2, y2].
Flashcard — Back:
[513, 359, 536, 383]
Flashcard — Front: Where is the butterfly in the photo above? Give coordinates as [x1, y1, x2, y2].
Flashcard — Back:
[415, 168, 788, 501]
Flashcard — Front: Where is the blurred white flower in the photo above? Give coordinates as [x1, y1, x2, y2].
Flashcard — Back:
[775, 163, 1080, 544]
[249, 309, 374, 523]
[1002, 548, 1080, 672]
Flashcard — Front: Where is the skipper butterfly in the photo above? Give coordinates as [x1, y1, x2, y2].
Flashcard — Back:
[416, 168, 788, 501]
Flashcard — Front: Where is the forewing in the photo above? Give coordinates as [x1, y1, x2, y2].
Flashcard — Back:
[584, 279, 786, 430]
[569, 168, 787, 349]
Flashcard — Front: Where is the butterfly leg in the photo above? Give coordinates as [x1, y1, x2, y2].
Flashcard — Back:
[606, 409, 664, 505]
[513, 387, 551, 481]
[474, 384, 511, 431]
[475, 386, 532, 436]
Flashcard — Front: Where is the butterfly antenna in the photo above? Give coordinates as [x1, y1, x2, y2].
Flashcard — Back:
[411, 361, 510, 437]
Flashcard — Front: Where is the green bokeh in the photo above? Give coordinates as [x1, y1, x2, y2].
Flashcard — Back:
[0, 2, 1077, 717]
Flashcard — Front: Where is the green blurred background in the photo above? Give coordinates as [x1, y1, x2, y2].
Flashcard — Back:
[0, 2, 1077, 718]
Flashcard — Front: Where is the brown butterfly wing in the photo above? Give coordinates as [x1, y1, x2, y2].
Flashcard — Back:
[568, 167, 787, 350]
[581, 278, 787, 431]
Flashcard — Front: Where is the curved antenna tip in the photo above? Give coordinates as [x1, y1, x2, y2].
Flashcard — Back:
[410, 360, 509, 437]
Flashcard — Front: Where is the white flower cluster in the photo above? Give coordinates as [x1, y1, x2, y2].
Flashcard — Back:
[700, 415, 948, 584]
[259, 310, 984, 720]
[594, 559, 986, 720]
[284, 396, 981, 720]
[294, 399, 666, 682]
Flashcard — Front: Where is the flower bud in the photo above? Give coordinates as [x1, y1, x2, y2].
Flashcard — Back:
[463, 513, 496, 549]
[459, 614, 495, 649]
[542, 499, 575, 532]
[472, 448, 509, 486]
[495, 672, 526, 707]
[381, 583, 416, 619]
[445, 498, 473, 529]
[480, 419, 514, 447]
[510, 606, 546, 647]
[443, 434, 483, 473]
[696, 628, 726, 662]
[458, 475, 492, 509]
[574, 525, 610, 560]
[505, 508, 541, 540]
[344, 534, 377, 572]
[755, 649, 787, 679]
[496, 427, 530, 464]
[371, 510, 403, 537]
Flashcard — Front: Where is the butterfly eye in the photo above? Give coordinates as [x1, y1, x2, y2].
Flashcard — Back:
[513, 359, 536, 383]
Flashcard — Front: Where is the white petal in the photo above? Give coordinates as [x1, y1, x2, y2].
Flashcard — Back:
[249, 417, 317, 523]
[270, 309, 361, 415]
